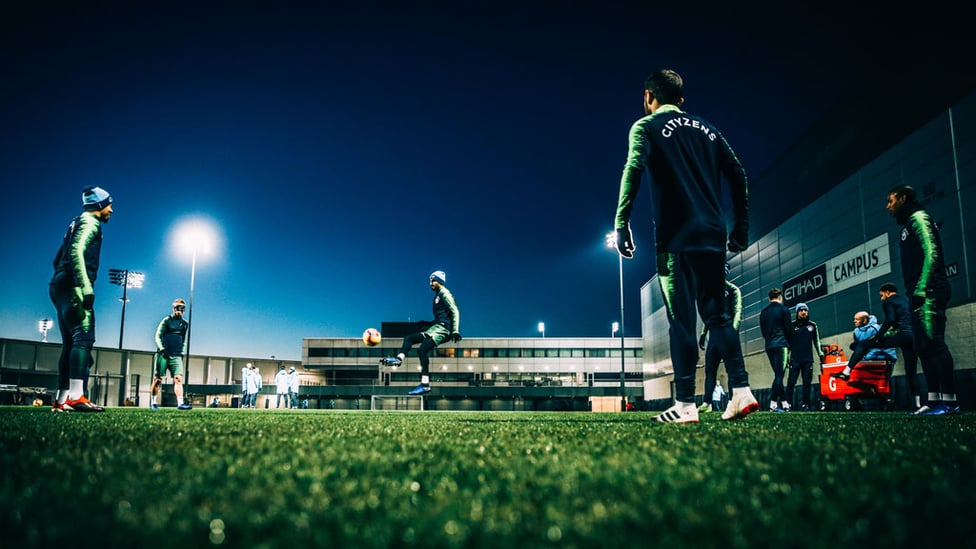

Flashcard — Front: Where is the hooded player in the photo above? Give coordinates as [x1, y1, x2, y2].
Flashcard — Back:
[49, 186, 113, 413]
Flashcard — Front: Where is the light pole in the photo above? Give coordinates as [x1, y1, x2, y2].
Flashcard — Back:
[173, 217, 217, 383]
[538, 322, 545, 338]
[38, 318, 53, 342]
[186, 246, 197, 376]
[606, 231, 626, 411]
[108, 269, 144, 349]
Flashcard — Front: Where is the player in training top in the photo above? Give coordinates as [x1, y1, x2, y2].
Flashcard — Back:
[613, 69, 757, 424]
[150, 298, 191, 410]
[381, 270, 461, 395]
[49, 186, 113, 413]
[886, 185, 959, 415]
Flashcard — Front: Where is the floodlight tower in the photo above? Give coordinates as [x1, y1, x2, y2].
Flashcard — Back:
[605, 231, 626, 411]
[108, 269, 145, 349]
[38, 318, 53, 342]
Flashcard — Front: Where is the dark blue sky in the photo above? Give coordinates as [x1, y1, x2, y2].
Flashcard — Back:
[1, 2, 913, 360]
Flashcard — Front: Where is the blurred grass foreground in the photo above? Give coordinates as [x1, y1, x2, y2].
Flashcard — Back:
[1, 407, 974, 548]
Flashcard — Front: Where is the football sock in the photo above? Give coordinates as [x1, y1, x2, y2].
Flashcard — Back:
[68, 379, 84, 400]
[675, 401, 696, 413]
[421, 375, 430, 385]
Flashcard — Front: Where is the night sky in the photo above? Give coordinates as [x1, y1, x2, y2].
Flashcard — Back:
[0, 2, 949, 360]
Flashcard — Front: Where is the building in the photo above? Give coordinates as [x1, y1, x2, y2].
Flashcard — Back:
[302, 334, 642, 411]
[0, 335, 642, 411]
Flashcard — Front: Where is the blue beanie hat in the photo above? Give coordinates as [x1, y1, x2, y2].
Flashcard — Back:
[82, 186, 112, 211]
[796, 303, 809, 312]
[430, 270, 447, 285]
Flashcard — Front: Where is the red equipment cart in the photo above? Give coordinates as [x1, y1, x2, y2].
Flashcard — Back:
[818, 355, 894, 411]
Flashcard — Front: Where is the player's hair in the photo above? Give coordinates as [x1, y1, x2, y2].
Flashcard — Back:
[173, 298, 186, 306]
[645, 69, 683, 105]
[888, 185, 917, 202]
[768, 288, 782, 300]
[879, 282, 898, 293]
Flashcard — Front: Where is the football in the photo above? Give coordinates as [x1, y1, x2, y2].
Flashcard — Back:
[362, 327, 382, 347]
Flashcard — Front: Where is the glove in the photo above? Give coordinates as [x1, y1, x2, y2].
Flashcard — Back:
[615, 225, 635, 258]
[698, 334, 707, 350]
[910, 294, 926, 311]
[81, 291, 95, 310]
[450, 332, 462, 343]
[159, 349, 170, 359]
[727, 223, 748, 253]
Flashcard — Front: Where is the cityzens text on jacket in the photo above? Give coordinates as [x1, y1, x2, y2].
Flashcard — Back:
[661, 117, 717, 140]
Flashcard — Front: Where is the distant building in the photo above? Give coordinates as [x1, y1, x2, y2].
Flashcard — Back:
[303, 336, 642, 411]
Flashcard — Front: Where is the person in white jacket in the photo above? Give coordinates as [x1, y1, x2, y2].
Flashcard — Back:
[240, 364, 251, 408]
[274, 366, 290, 408]
[245, 363, 262, 408]
[287, 366, 300, 409]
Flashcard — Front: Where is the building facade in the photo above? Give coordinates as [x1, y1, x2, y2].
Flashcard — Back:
[303, 336, 643, 411]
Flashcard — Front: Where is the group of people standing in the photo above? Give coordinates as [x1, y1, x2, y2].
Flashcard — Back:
[759, 291, 833, 412]
[273, 364, 301, 409]
[237, 362, 292, 408]
[237, 363, 301, 409]
[758, 295, 828, 413]
[757, 185, 959, 416]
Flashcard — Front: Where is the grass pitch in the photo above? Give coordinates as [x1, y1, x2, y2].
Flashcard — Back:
[1, 407, 974, 548]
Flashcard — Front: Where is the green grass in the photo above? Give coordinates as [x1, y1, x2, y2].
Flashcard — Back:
[1, 407, 974, 548]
